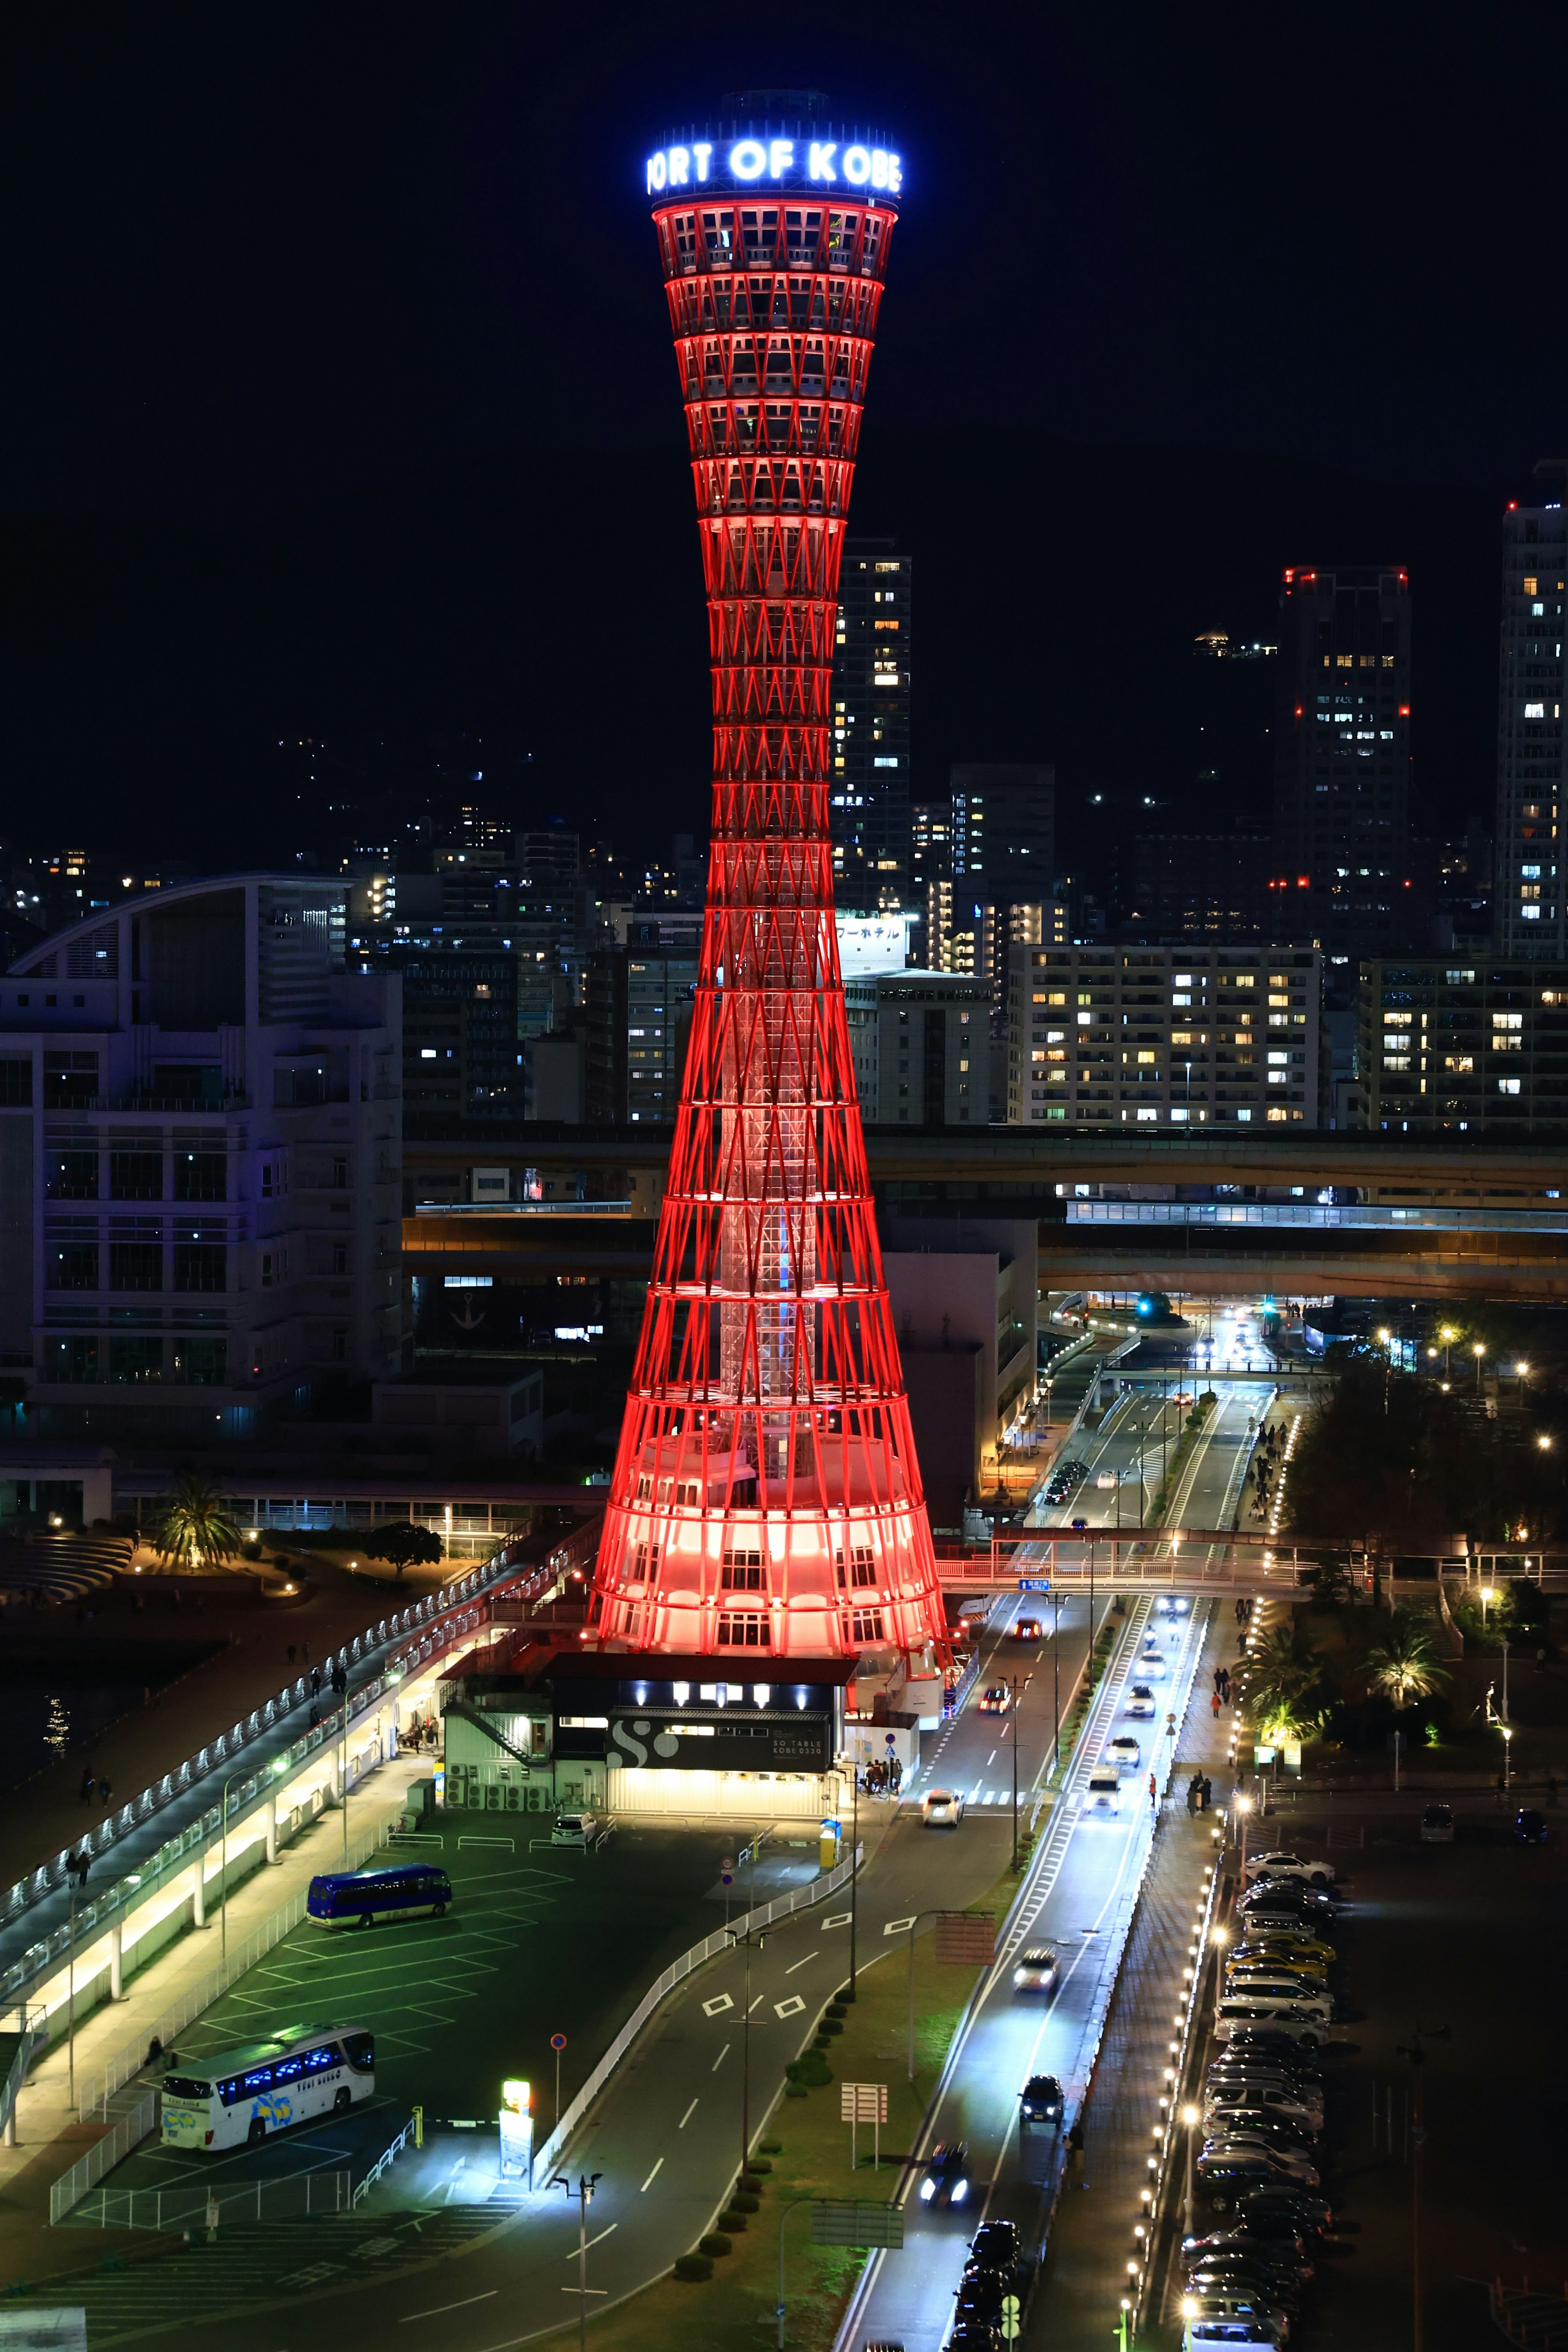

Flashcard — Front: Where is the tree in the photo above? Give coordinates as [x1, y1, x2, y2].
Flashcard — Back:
[154, 1473, 240, 1571]
[1243, 1622, 1325, 1744]
[1364, 1606, 1450, 1711]
[365, 1521, 445, 1577]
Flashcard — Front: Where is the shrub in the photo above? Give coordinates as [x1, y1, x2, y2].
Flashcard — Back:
[699, 2234, 733, 2258]
[674, 2253, 713, 2282]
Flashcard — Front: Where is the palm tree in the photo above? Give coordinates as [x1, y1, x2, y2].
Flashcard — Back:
[154, 1473, 240, 1571]
[1365, 1606, 1450, 1711]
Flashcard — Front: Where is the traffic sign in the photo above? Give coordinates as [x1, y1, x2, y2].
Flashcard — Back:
[1001, 2293, 1022, 2340]
[1018, 1576, 1050, 1592]
[810, 2200, 904, 2249]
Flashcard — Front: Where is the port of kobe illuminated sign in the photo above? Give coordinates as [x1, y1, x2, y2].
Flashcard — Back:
[645, 137, 903, 197]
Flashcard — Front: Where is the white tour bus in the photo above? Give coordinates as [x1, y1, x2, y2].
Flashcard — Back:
[161, 2022, 375, 2150]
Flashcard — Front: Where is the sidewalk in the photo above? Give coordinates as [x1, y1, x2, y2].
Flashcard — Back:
[0, 1645, 458, 2295]
[1029, 1607, 1234, 2351]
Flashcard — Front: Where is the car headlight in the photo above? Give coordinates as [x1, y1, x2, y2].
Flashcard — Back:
[919, 2178, 936, 2201]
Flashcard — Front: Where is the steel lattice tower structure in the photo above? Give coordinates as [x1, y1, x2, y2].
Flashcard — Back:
[588, 109, 948, 1671]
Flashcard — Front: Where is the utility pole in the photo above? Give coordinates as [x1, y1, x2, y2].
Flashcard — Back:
[550, 2170, 603, 2352]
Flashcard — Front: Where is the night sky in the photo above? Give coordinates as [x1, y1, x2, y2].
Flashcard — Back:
[1, 4, 1562, 864]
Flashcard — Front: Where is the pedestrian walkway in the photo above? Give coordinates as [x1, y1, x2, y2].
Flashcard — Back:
[1029, 1609, 1235, 2350]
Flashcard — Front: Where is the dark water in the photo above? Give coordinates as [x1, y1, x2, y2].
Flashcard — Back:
[0, 1664, 191, 1793]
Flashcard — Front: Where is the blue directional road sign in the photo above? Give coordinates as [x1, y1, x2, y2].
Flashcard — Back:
[1018, 1576, 1050, 1592]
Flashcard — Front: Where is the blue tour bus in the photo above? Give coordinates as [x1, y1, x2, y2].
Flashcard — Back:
[307, 1862, 452, 1928]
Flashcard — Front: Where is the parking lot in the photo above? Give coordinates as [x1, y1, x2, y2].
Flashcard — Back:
[81, 1813, 797, 2212]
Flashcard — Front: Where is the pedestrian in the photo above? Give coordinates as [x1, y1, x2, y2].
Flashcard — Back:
[1201, 1775, 1212, 1811]
[1212, 1691, 1221, 1719]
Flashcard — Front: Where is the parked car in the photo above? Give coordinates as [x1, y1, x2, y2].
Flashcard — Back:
[1126, 1685, 1158, 1719]
[552, 1811, 598, 1848]
[1019, 2072, 1064, 2127]
[967, 2219, 1021, 2275]
[1012, 1949, 1060, 1994]
[978, 1685, 1013, 1714]
[922, 1789, 966, 1828]
[920, 2141, 972, 2205]
[1245, 1851, 1336, 1889]
[1419, 1803, 1455, 1844]
[1516, 1807, 1549, 1845]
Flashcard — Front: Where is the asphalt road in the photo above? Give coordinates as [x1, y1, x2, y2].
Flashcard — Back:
[60, 1597, 1095, 2350]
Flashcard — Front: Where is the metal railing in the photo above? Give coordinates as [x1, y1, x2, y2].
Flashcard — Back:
[50, 2090, 158, 2225]
[0, 1537, 550, 2005]
[77, 1802, 404, 2123]
[530, 1842, 863, 2185]
[75, 2165, 350, 2233]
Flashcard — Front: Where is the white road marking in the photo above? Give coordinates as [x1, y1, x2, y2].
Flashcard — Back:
[641, 2157, 664, 2191]
[712, 2042, 731, 2071]
[679, 2098, 698, 2127]
[784, 1952, 816, 1975]
[401, 2292, 497, 2322]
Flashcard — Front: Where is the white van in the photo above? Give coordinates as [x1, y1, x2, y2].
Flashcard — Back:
[1215, 1998, 1328, 2047]
[1082, 1772, 1123, 1820]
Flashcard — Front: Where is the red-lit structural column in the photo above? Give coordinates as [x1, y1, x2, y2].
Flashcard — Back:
[588, 122, 948, 1671]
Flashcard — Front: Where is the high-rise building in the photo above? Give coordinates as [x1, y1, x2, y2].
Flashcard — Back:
[589, 109, 947, 1677]
[1274, 565, 1417, 958]
[1494, 499, 1568, 957]
[1007, 943, 1322, 1126]
[951, 764, 1055, 902]
[831, 537, 912, 905]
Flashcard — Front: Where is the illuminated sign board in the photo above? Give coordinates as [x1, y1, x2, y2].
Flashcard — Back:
[646, 137, 903, 198]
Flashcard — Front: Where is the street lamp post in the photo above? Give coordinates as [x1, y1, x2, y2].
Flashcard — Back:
[550, 2169, 603, 2352]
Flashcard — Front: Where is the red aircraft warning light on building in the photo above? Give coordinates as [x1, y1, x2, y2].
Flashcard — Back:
[587, 104, 949, 1675]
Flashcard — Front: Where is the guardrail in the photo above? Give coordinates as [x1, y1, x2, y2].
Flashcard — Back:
[353, 2114, 417, 2206]
[77, 1802, 404, 2123]
[530, 1842, 864, 2185]
[49, 2089, 158, 2225]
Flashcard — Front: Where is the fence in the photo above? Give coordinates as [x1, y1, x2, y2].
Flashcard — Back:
[76, 1801, 404, 2124]
[74, 2166, 351, 2234]
[529, 1842, 864, 2185]
[49, 2091, 157, 2226]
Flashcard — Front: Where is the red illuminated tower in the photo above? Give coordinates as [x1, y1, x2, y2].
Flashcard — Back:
[588, 106, 948, 1673]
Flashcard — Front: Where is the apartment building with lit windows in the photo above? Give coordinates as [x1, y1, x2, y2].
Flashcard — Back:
[1494, 501, 1568, 958]
[1356, 958, 1568, 1131]
[830, 539, 911, 906]
[1006, 945, 1323, 1126]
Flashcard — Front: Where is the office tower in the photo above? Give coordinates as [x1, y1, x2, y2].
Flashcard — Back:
[1007, 944, 1321, 1125]
[843, 968, 989, 1122]
[590, 110, 947, 1670]
[1494, 499, 1568, 957]
[1274, 565, 1417, 959]
[831, 537, 912, 904]
[950, 763, 1055, 902]
[0, 877, 402, 1438]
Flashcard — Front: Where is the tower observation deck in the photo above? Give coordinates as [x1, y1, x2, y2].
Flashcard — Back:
[587, 108, 949, 1670]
